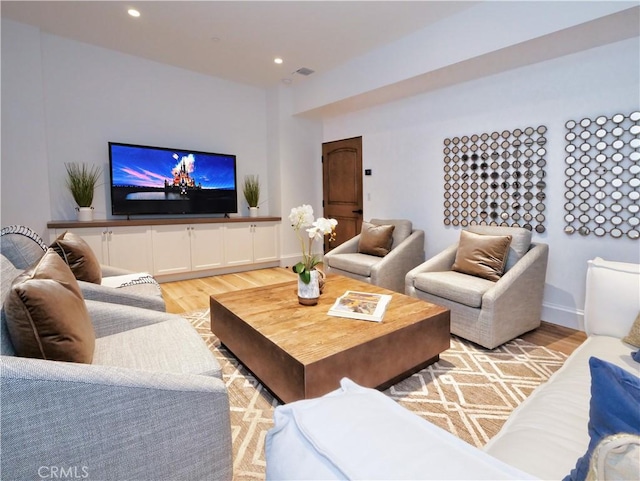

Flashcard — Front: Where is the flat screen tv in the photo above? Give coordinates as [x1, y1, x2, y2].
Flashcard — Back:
[109, 142, 238, 216]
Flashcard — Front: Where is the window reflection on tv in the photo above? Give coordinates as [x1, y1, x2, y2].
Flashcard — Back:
[109, 142, 238, 216]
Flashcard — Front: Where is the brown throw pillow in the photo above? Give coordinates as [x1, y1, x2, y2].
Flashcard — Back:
[358, 222, 395, 257]
[51, 231, 102, 284]
[452, 230, 513, 282]
[4, 249, 95, 363]
[623, 312, 640, 348]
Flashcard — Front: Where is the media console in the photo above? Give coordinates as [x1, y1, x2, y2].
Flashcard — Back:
[47, 217, 281, 282]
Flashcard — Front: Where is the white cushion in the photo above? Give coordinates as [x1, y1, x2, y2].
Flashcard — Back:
[266, 378, 536, 480]
[584, 257, 640, 337]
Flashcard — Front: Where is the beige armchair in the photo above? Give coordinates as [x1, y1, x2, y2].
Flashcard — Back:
[324, 219, 425, 293]
[405, 225, 548, 349]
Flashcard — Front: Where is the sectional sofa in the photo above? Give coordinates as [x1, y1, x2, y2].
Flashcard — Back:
[265, 257, 640, 480]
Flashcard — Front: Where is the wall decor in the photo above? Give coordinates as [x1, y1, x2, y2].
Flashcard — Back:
[563, 111, 640, 239]
[442, 125, 548, 232]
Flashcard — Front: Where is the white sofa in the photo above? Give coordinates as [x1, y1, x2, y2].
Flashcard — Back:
[265, 257, 640, 480]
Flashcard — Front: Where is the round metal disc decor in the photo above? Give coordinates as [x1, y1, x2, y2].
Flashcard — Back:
[563, 111, 639, 239]
[443, 125, 548, 232]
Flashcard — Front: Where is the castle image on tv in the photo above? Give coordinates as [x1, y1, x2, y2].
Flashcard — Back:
[109, 142, 238, 216]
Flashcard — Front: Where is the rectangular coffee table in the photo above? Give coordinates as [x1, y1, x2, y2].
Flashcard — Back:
[210, 274, 450, 403]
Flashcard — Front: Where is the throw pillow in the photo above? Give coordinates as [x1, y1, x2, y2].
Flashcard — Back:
[622, 312, 640, 348]
[358, 222, 395, 257]
[452, 230, 513, 282]
[50, 231, 102, 284]
[4, 248, 95, 363]
[563, 357, 640, 481]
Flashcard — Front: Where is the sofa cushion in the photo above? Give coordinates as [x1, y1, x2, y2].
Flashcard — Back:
[468, 225, 531, 271]
[4, 249, 95, 363]
[564, 357, 640, 481]
[370, 219, 412, 248]
[622, 312, 640, 348]
[327, 253, 380, 278]
[51, 231, 102, 284]
[413, 270, 495, 308]
[452, 230, 512, 282]
[358, 222, 394, 257]
[93, 317, 222, 378]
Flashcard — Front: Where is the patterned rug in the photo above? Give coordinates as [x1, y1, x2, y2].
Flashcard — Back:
[184, 309, 568, 481]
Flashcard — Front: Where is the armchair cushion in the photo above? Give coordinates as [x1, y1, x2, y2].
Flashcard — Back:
[327, 253, 380, 277]
[452, 230, 512, 281]
[358, 222, 394, 257]
[370, 218, 412, 247]
[5, 249, 95, 363]
[414, 270, 495, 308]
[468, 225, 531, 271]
[50, 231, 102, 284]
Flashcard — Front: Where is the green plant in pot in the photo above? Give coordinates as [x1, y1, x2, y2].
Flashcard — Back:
[65, 162, 101, 221]
[243, 175, 260, 217]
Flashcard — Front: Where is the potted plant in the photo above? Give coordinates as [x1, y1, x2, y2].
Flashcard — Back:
[65, 162, 101, 221]
[243, 175, 260, 217]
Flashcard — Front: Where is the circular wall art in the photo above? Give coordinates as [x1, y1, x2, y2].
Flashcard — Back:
[563, 111, 640, 239]
[443, 125, 548, 232]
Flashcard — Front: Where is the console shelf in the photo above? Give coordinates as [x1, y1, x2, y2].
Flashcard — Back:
[48, 217, 282, 281]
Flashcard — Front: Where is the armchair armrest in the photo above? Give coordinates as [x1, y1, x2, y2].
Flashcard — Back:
[371, 230, 425, 292]
[405, 243, 458, 292]
[85, 300, 175, 337]
[100, 264, 135, 277]
[78, 280, 166, 312]
[324, 234, 361, 258]
[1, 355, 232, 481]
[483, 243, 549, 306]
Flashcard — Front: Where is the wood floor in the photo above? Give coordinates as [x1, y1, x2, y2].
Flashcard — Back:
[160, 267, 587, 356]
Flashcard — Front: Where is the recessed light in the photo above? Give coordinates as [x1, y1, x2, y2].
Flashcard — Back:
[274, 58, 283, 65]
[128, 8, 140, 17]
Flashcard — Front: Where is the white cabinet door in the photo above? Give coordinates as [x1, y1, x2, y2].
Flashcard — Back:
[105, 226, 153, 273]
[151, 225, 192, 276]
[223, 223, 254, 267]
[190, 224, 224, 271]
[253, 222, 279, 263]
[54, 227, 108, 265]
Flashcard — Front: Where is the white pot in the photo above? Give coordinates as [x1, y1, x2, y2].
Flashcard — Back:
[76, 207, 94, 222]
[297, 270, 320, 306]
[249, 206, 259, 218]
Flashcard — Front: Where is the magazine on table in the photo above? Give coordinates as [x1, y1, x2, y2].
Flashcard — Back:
[327, 290, 392, 322]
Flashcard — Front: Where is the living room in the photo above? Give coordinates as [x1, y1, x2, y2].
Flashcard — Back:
[1, 1, 639, 479]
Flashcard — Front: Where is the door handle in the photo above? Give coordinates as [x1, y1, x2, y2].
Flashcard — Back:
[352, 209, 363, 214]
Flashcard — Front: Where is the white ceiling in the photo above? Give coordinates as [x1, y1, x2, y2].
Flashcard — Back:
[0, 1, 479, 88]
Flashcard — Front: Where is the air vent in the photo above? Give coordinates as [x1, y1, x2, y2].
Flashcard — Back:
[295, 67, 315, 76]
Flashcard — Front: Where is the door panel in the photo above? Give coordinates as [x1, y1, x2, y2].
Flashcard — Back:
[322, 137, 363, 252]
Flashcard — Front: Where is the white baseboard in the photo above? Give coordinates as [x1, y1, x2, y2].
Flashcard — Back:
[541, 302, 584, 331]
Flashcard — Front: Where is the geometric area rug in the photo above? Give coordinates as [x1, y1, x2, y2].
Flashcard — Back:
[183, 309, 568, 481]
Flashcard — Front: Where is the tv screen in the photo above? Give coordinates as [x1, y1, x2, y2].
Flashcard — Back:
[109, 142, 238, 216]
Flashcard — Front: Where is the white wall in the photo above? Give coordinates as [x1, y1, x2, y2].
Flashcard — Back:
[1, 20, 51, 238]
[1, 19, 269, 232]
[266, 86, 323, 267]
[323, 38, 640, 330]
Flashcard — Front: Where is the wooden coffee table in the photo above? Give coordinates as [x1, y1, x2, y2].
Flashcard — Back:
[210, 274, 450, 403]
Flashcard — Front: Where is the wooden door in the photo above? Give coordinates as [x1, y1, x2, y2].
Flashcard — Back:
[322, 137, 363, 252]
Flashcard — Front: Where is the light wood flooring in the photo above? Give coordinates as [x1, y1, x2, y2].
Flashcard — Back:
[160, 267, 586, 356]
